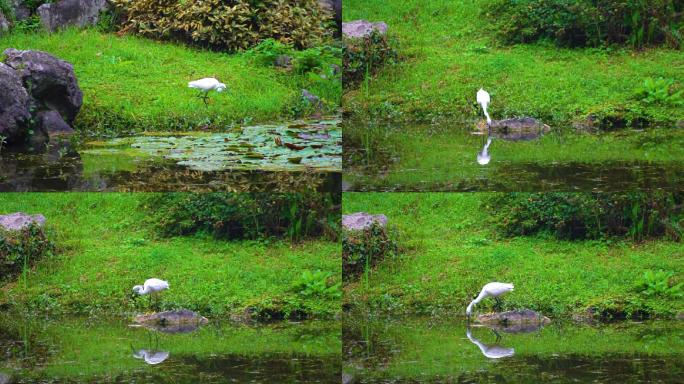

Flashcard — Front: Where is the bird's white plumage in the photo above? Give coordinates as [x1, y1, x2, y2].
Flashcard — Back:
[466, 282, 514, 316]
[466, 328, 515, 359]
[476, 88, 492, 124]
[133, 278, 169, 296]
[133, 349, 170, 365]
[188, 77, 227, 93]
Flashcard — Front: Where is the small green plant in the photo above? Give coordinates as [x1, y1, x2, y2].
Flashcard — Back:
[343, 30, 398, 87]
[635, 270, 683, 298]
[634, 78, 684, 106]
[12, 15, 42, 33]
[292, 270, 341, 299]
[0, 223, 55, 284]
[342, 222, 399, 281]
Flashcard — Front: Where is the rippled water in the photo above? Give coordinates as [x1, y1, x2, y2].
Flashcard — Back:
[343, 122, 684, 192]
[343, 315, 684, 383]
[0, 315, 340, 383]
[0, 120, 341, 192]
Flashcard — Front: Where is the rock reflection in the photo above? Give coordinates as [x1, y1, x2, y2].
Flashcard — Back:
[466, 326, 515, 359]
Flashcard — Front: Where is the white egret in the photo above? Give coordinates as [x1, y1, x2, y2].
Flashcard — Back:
[477, 137, 492, 165]
[466, 282, 514, 316]
[133, 349, 170, 365]
[133, 278, 169, 310]
[476, 88, 492, 125]
[466, 327, 515, 359]
[188, 77, 227, 106]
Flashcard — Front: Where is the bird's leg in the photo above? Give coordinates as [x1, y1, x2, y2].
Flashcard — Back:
[202, 94, 209, 107]
[492, 329, 502, 343]
[494, 297, 502, 312]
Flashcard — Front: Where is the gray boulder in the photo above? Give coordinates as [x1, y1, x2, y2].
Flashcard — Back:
[342, 212, 388, 231]
[38, 0, 109, 32]
[0, 212, 46, 231]
[10, 0, 31, 21]
[0, 63, 31, 145]
[343, 20, 388, 39]
[4, 48, 83, 124]
[0, 11, 9, 33]
[319, 0, 341, 36]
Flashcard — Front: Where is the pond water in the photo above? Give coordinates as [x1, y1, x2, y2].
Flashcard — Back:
[0, 314, 340, 383]
[343, 315, 684, 383]
[343, 122, 684, 192]
[0, 120, 341, 192]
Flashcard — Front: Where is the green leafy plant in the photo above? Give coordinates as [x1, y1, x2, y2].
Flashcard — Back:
[342, 222, 399, 281]
[112, 0, 331, 52]
[635, 270, 683, 298]
[292, 270, 341, 299]
[343, 30, 398, 86]
[0, 223, 55, 284]
[634, 78, 684, 106]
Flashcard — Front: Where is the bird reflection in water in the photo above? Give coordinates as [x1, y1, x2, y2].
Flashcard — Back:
[466, 326, 515, 359]
[133, 349, 170, 365]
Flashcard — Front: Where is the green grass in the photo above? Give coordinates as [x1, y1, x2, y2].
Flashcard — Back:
[343, 0, 684, 125]
[342, 193, 684, 319]
[0, 28, 341, 137]
[0, 193, 340, 319]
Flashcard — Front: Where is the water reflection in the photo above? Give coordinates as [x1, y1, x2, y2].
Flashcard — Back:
[133, 349, 170, 365]
[466, 326, 514, 359]
[343, 315, 684, 383]
[476, 136, 492, 165]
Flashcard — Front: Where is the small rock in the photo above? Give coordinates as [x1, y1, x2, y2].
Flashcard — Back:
[676, 312, 684, 321]
[342, 212, 388, 231]
[10, 0, 30, 21]
[274, 54, 291, 68]
[37, 0, 109, 32]
[677, 120, 684, 129]
[343, 20, 388, 39]
[36, 110, 75, 137]
[0, 11, 9, 33]
[0, 212, 46, 231]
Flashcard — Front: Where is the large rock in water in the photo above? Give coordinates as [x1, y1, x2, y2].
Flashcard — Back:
[342, 212, 388, 231]
[343, 20, 388, 38]
[4, 48, 83, 125]
[37, 0, 109, 32]
[0, 63, 32, 145]
[0, 213, 46, 231]
[134, 310, 209, 328]
[477, 310, 551, 328]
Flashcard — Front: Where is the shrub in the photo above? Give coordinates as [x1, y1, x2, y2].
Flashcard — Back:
[634, 77, 684, 106]
[142, 192, 340, 242]
[342, 222, 398, 281]
[292, 270, 341, 299]
[112, 0, 331, 52]
[484, 0, 684, 49]
[635, 270, 683, 298]
[486, 192, 684, 241]
[0, 223, 55, 281]
[343, 30, 398, 86]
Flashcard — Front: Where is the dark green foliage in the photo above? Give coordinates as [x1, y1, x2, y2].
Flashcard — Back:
[142, 193, 340, 242]
[486, 192, 684, 241]
[484, 0, 684, 49]
[343, 30, 398, 86]
[342, 222, 398, 281]
[0, 0, 14, 22]
[112, 0, 330, 52]
[0, 224, 55, 281]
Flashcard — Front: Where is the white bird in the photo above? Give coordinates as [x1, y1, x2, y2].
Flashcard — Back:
[466, 282, 514, 316]
[133, 349, 170, 365]
[466, 327, 515, 359]
[477, 137, 492, 165]
[476, 88, 492, 125]
[133, 278, 169, 309]
[188, 77, 227, 106]
[132, 278, 169, 296]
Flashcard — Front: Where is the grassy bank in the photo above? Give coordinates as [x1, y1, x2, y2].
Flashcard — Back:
[343, 0, 684, 125]
[0, 28, 341, 137]
[342, 193, 684, 319]
[0, 193, 340, 319]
